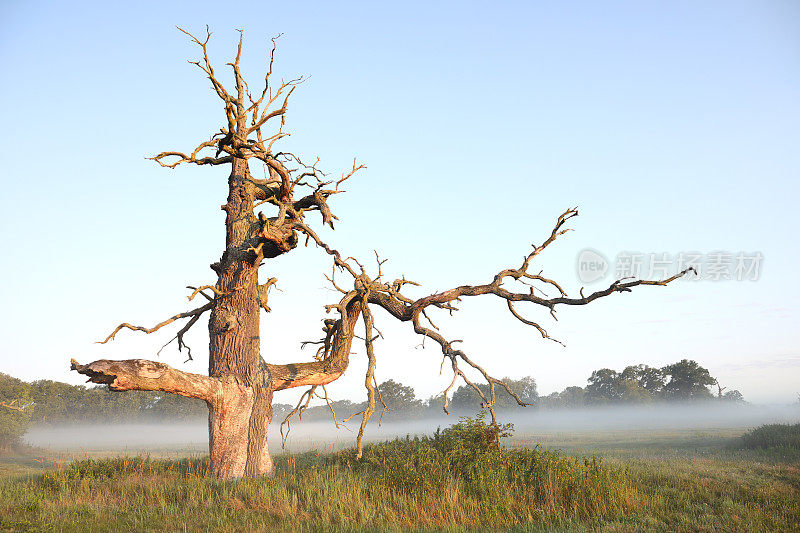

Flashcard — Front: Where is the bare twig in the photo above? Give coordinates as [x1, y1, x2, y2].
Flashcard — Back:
[98, 302, 213, 344]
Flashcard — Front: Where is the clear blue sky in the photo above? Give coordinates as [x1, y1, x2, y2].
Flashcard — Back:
[1, 0, 798, 404]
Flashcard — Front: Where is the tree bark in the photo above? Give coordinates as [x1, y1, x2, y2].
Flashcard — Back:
[205, 157, 275, 478]
[208, 377, 273, 478]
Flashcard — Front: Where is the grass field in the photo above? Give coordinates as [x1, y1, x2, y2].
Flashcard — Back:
[1, 420, 798, 532]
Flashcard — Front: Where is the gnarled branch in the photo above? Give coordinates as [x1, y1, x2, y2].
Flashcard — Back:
[356, 301, 378, 459]
[269, 295, 362, 391]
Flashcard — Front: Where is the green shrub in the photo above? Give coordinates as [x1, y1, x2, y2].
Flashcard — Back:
[739, 423, 800, 450]
[332, 412, 636, 518]
[0, 373, 32, 450]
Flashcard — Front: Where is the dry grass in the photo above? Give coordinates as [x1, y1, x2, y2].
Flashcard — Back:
[1, 421, 798, 532]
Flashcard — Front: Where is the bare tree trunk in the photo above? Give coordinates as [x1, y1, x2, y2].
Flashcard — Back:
[208, 379, 274, 478]
[206, 157, 275, 478]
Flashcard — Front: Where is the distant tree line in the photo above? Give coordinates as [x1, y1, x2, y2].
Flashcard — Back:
[538, 359, 744, 408]
[273, 376, 540, 422]
[25, 378, 208, 424]
[0, 359, 744, 447]
[276, 359, 744, 420]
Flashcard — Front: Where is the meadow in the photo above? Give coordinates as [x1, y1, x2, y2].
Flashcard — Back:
[1, 416, 798, 532]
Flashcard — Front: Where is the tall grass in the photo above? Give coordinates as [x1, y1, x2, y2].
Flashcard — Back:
[333, 414, 638, 521]
[1, 419, 798, 531]
[0, 416, 641, 531]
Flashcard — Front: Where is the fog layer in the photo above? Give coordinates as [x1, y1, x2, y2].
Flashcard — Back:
[24, 403, 799, 454]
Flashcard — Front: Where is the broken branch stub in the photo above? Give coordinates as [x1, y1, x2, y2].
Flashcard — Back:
[70, 358, 220, 403]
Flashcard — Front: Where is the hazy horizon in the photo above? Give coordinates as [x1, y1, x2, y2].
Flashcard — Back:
[23, 403, 800, 454]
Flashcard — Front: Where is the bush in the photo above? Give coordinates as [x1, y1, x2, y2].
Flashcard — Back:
[333, 412, 636, 518]
[739, 423, 800, 451]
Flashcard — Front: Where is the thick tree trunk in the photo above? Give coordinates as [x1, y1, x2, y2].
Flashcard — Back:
[208, 378, 274, 478]
[207, 157, 275, 478]
[72, 152, 358, 478]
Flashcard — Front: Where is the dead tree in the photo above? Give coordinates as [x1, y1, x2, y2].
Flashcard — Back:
[70, 28, 693, 479]
[715, 379, 727, 399]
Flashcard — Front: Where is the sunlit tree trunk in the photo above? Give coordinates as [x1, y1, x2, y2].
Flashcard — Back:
[205, 157, 274, 477]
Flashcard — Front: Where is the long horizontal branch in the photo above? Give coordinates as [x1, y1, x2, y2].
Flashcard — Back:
[364, 262, 695, 358]
[70, 358, 221, 403]
[365, 208, 693, 327]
